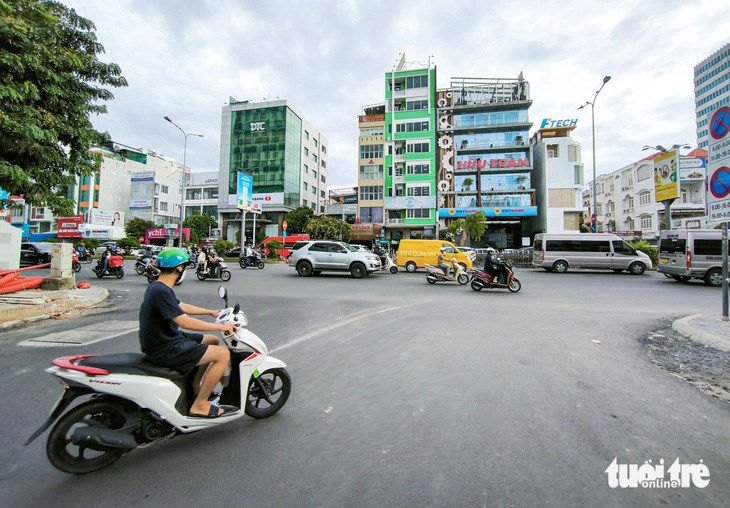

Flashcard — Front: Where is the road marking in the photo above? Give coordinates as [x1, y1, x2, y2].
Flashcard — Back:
[19, 320, 139, 347]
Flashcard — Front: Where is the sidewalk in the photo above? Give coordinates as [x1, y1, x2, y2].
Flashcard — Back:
[0, 286, 109, 331]
[672, 313, 730, 352]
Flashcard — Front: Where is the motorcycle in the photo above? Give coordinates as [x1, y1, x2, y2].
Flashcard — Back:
[24, 286, 291, 474]
[425, 258, 470, 285]
[92, 255, 124, 279]
[143, 258, 183, 286]
[197, 258, 232, 281]
[76, 250, 93, 264]
[468, 260, 521, 293]
[379, 252, 398, 274]
[239, 250, 265, 269]
[187, 249, 199, 268]
[72, 251, 81, 273]
[134, 255, 154, 275]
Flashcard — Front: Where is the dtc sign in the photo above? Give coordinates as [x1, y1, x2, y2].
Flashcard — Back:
[250, 122, 266, 132]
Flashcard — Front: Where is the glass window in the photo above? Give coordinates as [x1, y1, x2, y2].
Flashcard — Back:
[659, 237, 685, 253]
[360, 164, 384, 179]
[360, 144, 384, 159]
[303, 182, 308, 190]
[203, 187, 218, 199]
[359, 185, 383, 200]
[186, 188, 202, 200]
[407, 163, 429, 175]
[406, 209, 430, 218]
[612, 240, 635, 255]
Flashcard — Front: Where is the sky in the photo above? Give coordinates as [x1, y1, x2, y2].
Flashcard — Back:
[62, 0, 730, 189]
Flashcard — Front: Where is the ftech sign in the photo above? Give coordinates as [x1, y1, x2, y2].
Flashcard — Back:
[250, 122, 266, 132]
[457, 158, 529, 170]
[540, 118, 578, 129]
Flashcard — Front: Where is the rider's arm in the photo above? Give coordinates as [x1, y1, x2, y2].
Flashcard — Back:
[172, 313, 233, 333]
[179, 302, 219, 317]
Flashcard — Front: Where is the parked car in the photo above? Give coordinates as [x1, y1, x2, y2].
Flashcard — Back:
[94, 241, 125, 255]
[517, 246, 534, 254]
[457, 246, 478, 262]
[20, 242, 53, 266]
[288, 240, 381, 278]
[224, 247, 241, 258]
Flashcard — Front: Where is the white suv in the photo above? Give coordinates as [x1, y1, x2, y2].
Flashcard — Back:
[288, 240, 382, 278]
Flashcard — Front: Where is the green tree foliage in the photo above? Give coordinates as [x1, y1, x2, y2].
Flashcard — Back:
[284, 206, 313, 234]
[0, 0, 127, 215]
[125, 217, 156, 241]
[464, 211, 487, 243]
[447, 218, 466, 240]
[265, 239, 282, 258]
[305, 216, 351, 240]
[214, 239, 234, 255]
[183, 212, 217, 246]
[116, 236, 140, 252]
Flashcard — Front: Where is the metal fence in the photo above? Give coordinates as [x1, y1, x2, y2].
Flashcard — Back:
[475, 252, 533, 268]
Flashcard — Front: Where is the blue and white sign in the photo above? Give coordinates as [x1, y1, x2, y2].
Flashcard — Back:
[438, 206, 538, 218]
[237, 171, 253, 211]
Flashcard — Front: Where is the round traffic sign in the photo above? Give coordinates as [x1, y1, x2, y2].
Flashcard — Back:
[710, 106, 730, 140]
[282, 220, 288, 230]
[709, 166, 730, 199]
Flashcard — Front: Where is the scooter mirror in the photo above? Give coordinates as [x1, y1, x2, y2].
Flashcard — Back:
[218, 286, 228, 307]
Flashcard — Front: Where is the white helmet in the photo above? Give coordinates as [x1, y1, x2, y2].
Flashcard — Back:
[487, 247, 497, 254]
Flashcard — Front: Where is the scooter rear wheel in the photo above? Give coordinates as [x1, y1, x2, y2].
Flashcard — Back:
[245, 368, 291, 419]
[426, 274, 438, 284]
[46, 399, 128, 474]
[389, 266, 398, 274]
[471, 280, 484, 291]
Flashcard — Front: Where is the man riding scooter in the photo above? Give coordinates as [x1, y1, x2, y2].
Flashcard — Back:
[437, 247, 451, 278]
[484, 247, 505, 284]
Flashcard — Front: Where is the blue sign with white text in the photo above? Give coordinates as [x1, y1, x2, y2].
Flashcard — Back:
[438, 206, 538, 218]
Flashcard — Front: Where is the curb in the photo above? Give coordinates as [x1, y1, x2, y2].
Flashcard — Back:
[672, 313, 730, 353]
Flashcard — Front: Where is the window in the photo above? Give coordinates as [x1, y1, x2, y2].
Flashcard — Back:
[405, 75, 428, 89]
[359, 185, 383, 200]
[407, 185, 430, 197]
[360, 144, 384, 159]
[304, 147, 309, 156]
[574, 165, 582, 185]
[406, 209, 430, 219]
[303, 199, 307, 206]
[313, 139, 318, 147]
[312, 186, 317, 195]
[31, 207, 45, 219]
[186, 189, 202, 200]
[321, 190, 325, 198]
[627, 196, 634, 210]
[303, 182, 308, 190]
[406, 100, 428, 111]
[322, 145, 326, 153]
[160, 202, 168, 212]
[313, 170, 317, 179]
[407, 142, 429, 153]
[641, 216, 652, 229]
[407, 163, 430, 175]
[612, 240, 635, 255]
[636, 164, 652, 182]
[695, 239, 726, 256]
[547, 144, 559, 157]
[202, 205, 217, 217]
[305, 131, 309, 139]
[360, 164, 384, 179]
[321, 160, 326, 168]
[568, 145, 580, 162]
[396, 121, 429, 133]
[304, 164, 308, 174]
[639, 192, 651, 205]
[203, 187, 218, 199]
[313, 155, 317, 162]
[161, 185, 169, 193]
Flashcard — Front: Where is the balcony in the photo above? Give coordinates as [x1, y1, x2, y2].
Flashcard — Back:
[394, 174, 405, 184]
[385, 218, 405, 225]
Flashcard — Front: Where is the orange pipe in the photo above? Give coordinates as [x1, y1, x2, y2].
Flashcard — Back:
[0, 277, 43, 294]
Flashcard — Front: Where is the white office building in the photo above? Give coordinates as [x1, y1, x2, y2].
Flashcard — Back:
[695, 42, 730, 149]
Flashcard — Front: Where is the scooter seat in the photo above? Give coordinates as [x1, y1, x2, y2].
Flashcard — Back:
[77, 353, 188, 379]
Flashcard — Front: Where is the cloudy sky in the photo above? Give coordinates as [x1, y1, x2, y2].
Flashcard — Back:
[63, 0, 730, 188]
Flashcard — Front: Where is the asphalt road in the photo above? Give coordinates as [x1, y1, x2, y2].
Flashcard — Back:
[1, 262, 728, 507]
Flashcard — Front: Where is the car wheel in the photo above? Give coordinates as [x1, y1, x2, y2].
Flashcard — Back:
[552, 260, 568, 273]
[296, 261, 313, 277]
[705, 268, 722, 287]
[405, 261, 417, 273]
[628, 262, 645, 275]
[350, 262, 366, 279]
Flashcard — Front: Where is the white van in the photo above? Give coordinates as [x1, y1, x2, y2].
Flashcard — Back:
[532, 233, 652, 275]
[657, 229, 728, 287]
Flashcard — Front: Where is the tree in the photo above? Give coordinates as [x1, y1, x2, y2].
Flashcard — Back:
[183, 212, 217, 246]
[0, 1, 127, 216]
[125, 217, 156, 241]
[305, 216, 351, 240]
[116, 236, 140, 252]
[464, 211, 487, 243]
[284, 206, 314, 234]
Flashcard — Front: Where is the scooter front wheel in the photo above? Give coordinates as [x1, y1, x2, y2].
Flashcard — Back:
[245, 368, 291, 419]
[46, 399, 128, 474]
[508, 279, 522, 293]
[220, 270, 232, 282]
[457, 274, 469, 285]
[256, 261, 265, 269]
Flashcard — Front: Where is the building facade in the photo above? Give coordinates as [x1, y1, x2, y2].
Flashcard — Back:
[217, 99, 328, 243]
[184, 171, 219, 221]
[531, 121, 584, 233]
[695, 42, 730, 149]
[436, 75, 535, 248]
[355, 104, 385, 245]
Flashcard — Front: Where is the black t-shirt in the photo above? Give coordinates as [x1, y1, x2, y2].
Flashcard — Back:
[139, 281, 185, 356]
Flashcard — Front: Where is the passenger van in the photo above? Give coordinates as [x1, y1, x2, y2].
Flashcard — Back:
[396, 239, 473, 273]
[657, 229, 728, 286]
[532, 233, 652, 275]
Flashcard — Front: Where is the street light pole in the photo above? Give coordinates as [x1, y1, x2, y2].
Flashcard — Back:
[164, 116, 203, 248]
[579, 75, 611, 232]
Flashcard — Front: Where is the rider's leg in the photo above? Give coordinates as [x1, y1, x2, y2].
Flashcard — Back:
[192, 335, 219, 392]
[190, 344, 231, 416]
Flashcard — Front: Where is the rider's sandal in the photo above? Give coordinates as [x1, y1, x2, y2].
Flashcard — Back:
[188, 404, 238, 419]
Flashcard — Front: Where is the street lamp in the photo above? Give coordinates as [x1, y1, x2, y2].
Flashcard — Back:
[578, 75, 611, 232]
[164, 116, 203, 247]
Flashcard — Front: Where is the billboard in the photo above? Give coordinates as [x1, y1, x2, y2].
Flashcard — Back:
[237, 171, 253, 211]
[90, 209, 125, 227]
[130, 171, 155, 218]
[654, 150, 680, 202]
[57, 215, 83, 238]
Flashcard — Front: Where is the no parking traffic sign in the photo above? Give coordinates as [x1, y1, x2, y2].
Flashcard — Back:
[708, 106, 730, 224]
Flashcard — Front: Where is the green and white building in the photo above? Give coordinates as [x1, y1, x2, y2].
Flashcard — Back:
[218, 99, 328, 243]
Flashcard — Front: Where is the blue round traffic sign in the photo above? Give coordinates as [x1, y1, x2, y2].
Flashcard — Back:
[710, 106, 730, 140]
[709, 166, 730, 199]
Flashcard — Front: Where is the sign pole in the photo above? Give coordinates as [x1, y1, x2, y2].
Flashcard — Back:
[723, 222, 728, 320]
[241, 211, 247, 248]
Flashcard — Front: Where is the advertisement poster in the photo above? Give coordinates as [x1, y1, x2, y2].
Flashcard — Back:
[57, 215, 83, 238]
[90, 209, 125, 227]
[654, 150, 680, 202]
[237, 171, 253, 211]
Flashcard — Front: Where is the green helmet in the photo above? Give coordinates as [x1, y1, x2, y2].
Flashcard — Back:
[156, 247, 189, 268]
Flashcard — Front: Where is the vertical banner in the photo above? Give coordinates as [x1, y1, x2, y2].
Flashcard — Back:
[654, 150, 680, 202]
[237, 171, 253, 211]
[707, 105, 730, 224]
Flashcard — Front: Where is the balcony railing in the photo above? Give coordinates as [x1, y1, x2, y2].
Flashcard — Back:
[385, 218, 405, 224]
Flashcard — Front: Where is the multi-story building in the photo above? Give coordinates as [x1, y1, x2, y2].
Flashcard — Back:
[436, 75, 535, 248]
[584, 148, 708, 241]
[184, 171, 219, 221]
[695, 42, 730, 149]
[355, 104, 385, 245]
[531, 120, 584, 233]
[217, 99, 328, 243]
[383, 58, 438, 242]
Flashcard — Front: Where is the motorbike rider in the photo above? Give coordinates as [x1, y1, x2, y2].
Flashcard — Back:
[484, 247, 504, 283]
[76, 242, 88, 259]
[101, 246, 113, 274]
[205, 249, 220, 276]
[437, 247, 451, 278]
[138, 247, 237, 418]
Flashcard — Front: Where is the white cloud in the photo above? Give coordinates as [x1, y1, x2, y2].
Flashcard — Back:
[65, 0, 730, 187]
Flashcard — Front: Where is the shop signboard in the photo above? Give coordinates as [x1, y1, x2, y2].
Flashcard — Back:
[57, 215, 83, 238]
[438, 206, 538, 218]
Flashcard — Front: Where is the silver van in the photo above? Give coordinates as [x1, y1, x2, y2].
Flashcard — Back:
[532, 233, 652, 275]
[657, 229, 728, 287]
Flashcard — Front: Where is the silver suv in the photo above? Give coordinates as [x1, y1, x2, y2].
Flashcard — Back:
[288, 240, 381, 278]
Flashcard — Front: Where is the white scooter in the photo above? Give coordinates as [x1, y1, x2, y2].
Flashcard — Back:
[24, 287, 291, 474]
[424, 258, 470, 285]
[381, 252, 398, 274]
